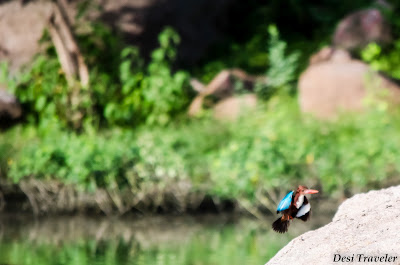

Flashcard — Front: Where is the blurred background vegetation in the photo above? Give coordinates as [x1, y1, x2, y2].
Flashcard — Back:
[1, 1, 400, 264]
[0, 0, 400, 216]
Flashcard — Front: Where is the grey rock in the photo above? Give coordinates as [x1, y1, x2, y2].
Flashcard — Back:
[266, 185, 400, 265]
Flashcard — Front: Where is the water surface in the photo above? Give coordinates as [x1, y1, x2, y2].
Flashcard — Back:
[0, 212, 333, 265]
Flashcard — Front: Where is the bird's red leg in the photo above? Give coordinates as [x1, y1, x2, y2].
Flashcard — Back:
[281, 214, 293, 221]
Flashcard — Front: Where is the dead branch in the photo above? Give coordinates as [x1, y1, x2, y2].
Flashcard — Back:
[188, 69, 268, 116]
[48, 14, 76, 84]
[48, 0, 89, 87]
[190, 78, 206, 93]
[55, 0, 74, 27]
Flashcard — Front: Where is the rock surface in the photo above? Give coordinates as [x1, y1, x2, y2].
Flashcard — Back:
[266, 185, 400, 265]
[0, 86, 22, 121]
[333, 8, 391, 51]
[298, 47, 400, 118]
[213, 94, 257, 120]
[0, 1, 53, 72]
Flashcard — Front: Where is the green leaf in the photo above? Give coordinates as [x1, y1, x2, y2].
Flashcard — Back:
[35, 96, 47, 111]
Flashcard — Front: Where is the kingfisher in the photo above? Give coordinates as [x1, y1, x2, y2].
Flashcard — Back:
[272, 185, 319, 233]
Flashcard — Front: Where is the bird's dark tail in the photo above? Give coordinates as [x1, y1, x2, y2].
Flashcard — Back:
[272, 217, 290, 233]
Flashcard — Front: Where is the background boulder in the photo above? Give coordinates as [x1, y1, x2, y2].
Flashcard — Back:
[298, 47, 400, 118]
[333, 8, 391, 51]
[0, 1, 53, 72]
[213, 94, 257, 120]
[188, 69, 265, 119]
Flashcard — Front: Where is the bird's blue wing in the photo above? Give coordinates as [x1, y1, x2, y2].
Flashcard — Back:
[276, 191, 294, 213]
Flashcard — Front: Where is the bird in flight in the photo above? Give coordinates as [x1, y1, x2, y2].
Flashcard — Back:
[272, 185, 319, 233]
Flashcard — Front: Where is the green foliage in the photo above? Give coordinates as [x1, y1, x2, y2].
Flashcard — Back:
[4, 96, 400, 210]
[141, 28, 190, 125]
[265, 25, 300, 91]
[6, 118, 229, 192]
[7, 126, 191, 191]
[102, 46, 145, 125]
[255, 25, 300, 98]
[361, 40, 400, 79]
[92, 26, 191, 126]
[5, 26, 189, 129]
[209, 96, 400, 204]
[3, 53, 92, 129]
[9, 127, 133, 190]
[2, 6, 400, 214]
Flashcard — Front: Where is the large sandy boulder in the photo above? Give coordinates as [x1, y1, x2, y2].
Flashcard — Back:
[266, 185, 400, 265]
[298, 47, 400, 118]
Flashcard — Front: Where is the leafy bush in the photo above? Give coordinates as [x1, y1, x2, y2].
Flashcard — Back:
[251, 25, 300, 100]
[7, 126, 191, 192]
[5, 95, 400, 212]
[4, 27, 190, 129]
[6, 118, 230, 192]
[141, 28, 190, 125]
[262, 25, 300, 94]
[103, 28, 190, 126]
[1, 53, 93, 130]
[9, 127, 133, 190]
[361, 40, 400, 79]
[209, 95, 400, 206]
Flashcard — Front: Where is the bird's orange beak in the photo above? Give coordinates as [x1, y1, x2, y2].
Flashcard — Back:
[304, 189, 319, 194]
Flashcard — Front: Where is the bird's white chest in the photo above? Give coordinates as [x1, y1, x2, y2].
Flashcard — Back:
[295, 195, 304, 208]
[296, 203, 311, 217]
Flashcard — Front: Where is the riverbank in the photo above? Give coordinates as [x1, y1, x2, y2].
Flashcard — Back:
[1, 174, 342, 218]
[0, 178, 235, 215]
[1, 101, 400, 216]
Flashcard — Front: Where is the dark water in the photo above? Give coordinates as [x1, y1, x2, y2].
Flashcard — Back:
[0, 212, 333, 265]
